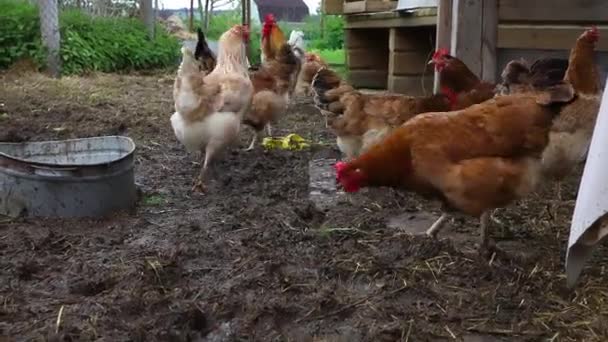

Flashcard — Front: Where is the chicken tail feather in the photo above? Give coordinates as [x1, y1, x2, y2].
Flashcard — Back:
[195, 27, 216, 71]
[311, 68, 352, 115]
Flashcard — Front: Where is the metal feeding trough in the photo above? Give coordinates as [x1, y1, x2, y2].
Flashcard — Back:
[0, 136, 136, 218]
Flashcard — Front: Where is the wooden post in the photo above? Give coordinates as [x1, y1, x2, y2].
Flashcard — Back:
[447, 0, 497, 82]
[320, 0, 326, 39]
[38, 0, 61, 78]
[141, 0, 154, 39]
[189, 0, 194, 31]
[241, 0, 250, 60]
[204, 0, 210, 30]
[481, 0, 498, 83]
[451, 0, 483, 77]
[434, 0, 452, 93]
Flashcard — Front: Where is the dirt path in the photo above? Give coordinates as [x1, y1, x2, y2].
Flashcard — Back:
[1, 72, 607, 341]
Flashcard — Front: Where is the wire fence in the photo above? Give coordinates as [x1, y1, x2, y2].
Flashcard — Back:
[36, 0, 155, 78]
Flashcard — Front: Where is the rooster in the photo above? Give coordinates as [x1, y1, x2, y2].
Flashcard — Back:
[311, 67, 454, 159]
[243, 42, 301, 150]
[171, 25, 253, 192]
[335, 80, 576, 252]
[260, 14, 286, 64]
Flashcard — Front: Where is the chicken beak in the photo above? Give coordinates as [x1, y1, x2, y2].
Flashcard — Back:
[427, 59, 435, 65]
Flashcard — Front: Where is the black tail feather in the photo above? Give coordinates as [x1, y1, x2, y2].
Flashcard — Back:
[529, 57, 569, 88]
[194, 27, 216, 69]
[311, 68, 341, 110]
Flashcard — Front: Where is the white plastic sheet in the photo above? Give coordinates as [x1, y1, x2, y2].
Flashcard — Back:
[566, 77, 608, 288]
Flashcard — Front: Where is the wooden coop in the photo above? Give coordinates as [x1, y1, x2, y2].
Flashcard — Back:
[325, 0, 608, 95]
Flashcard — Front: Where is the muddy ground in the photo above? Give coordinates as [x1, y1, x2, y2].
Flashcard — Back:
[1, 71, 608, 342]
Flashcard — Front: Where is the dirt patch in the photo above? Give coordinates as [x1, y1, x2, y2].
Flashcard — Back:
[1, 72, 608, 341]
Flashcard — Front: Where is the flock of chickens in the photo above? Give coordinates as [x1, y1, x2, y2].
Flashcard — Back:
[171, 15, 327, 192]
[170, 14, 602, 255]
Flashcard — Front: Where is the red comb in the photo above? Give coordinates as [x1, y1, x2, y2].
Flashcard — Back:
[432, 48, 449, 59]
[264, 14, 276, 24]
[581, 25, 600, 43]
[334, 161, 348, 178]
[335, 161, 348, 172]
[262, 14, 275, 38]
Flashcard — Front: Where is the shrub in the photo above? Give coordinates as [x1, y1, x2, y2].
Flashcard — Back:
[0, 0, 44, 68]
[302, 15, 344, 51]
[0, 0, 180, 74]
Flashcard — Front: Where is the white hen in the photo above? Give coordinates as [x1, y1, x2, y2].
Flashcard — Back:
[171, 25, 253, 192]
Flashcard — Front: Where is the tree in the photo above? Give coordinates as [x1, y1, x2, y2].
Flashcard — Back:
[202, 0, 236, 30]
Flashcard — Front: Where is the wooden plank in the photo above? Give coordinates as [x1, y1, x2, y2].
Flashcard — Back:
[498, 0, 608, 23]
[434, 0, 452, 93]
[389, 51, 433, 75]
[343, 0, 397, 14]
[345, 15, 436, 29]
[389, 27, 434, 51]
[323, 0, 343, 14]
[345, 29, 388, 49]
[481, 0, 498, 83]
[343, 0, 366, 13]
[498, 25, 608, 52]
[388, 75, 434, 95]
[451, 0, 483, 77]
[348, 49, 388, 69]
[348, 70, 389, 89]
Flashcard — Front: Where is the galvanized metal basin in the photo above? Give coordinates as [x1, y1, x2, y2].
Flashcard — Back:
[0, 136, 136, 218]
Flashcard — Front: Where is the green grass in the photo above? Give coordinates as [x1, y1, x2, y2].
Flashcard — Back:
[310, 48, 347, 78]
[310, 48, 345, 65]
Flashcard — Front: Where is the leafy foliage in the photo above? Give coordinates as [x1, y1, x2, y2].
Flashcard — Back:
[0, 0, 345, 74]
[197, 11, 345, 65]
[0, 0, 44, 68]
[0, 0, 180, 74]
[302, 15, 344, 51]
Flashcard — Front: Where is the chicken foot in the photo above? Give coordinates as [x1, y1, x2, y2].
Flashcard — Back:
[245, 129, 264, 151]
[192, 142, 218, 192]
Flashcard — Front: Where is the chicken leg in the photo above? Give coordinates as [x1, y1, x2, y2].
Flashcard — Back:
[245, 130, 264, 151]
[192, 142, 218, 192]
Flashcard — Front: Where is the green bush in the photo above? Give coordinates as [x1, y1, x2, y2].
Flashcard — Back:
[302, 15, 344, 51]
[0, 0, 180, 74]
[0, 0, 44, 68]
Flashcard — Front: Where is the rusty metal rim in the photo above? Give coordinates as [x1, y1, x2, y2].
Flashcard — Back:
[0, 163, 134, 182]
[0, 136, 136, 168]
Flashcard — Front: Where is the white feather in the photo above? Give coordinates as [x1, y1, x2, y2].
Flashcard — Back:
[171, 111, 241, 153]
[288, 30, 306, 51]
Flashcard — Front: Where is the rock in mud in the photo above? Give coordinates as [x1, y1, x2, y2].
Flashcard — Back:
[308, 158, 344, 211]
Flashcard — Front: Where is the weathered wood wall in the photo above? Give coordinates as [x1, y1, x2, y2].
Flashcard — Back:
[339, 0, 608, 93]
[388, 27, 435, 95]
[345, 29, 389, 89]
